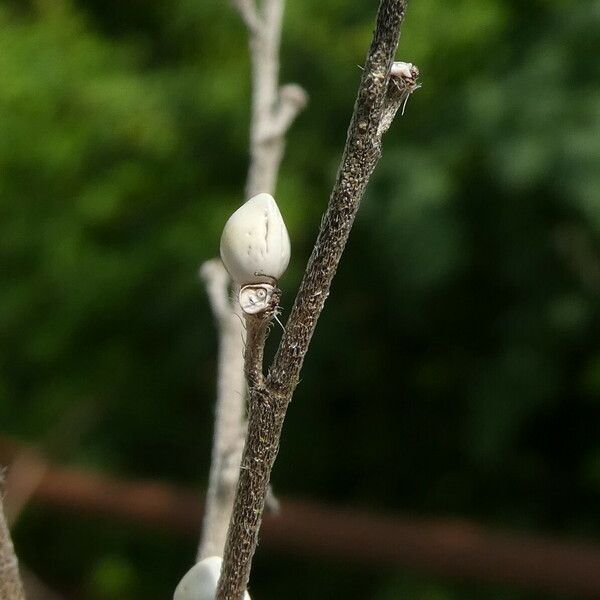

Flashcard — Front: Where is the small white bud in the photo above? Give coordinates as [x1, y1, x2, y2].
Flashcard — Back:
[220, 193, 291, 285]
[173, 556, 251, 600]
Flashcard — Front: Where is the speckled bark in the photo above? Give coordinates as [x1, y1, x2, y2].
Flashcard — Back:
[243, 289, 281, 390]
[269, 0, 410, 391]
[0, 483, 26, 600]
[218, 385, 286, 598]
[216, 0, 411, 597]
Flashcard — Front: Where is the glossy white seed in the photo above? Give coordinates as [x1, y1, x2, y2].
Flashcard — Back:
[220, 193, 291, 285]
[173, 556, 251, 600]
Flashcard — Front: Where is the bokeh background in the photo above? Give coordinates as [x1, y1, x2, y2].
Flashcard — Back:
[1, 0, 600, 598]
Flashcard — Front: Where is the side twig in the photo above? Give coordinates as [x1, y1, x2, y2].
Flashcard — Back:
[217, 0, 416, 598]
[197, 0, 306, 561]
[245, 0, 308, 199]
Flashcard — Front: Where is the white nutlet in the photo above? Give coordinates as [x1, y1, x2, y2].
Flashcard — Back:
[173, 556, 251, 600]
[220, 193, 291, 286]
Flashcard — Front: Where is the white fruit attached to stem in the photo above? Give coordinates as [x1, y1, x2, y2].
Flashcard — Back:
[174, 556, 251, 600]
[220, 193, 291, 286]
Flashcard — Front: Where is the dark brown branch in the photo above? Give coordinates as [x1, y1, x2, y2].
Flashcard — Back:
[218, 386, 286, 598]
[2, 448, 600, 599]
[243, 287, 281, 389]
[217, 1, 412, 597]
[243, 319, 267, 388]
[269, 0, 410, 391]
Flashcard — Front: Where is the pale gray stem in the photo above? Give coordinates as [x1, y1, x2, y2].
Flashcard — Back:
[231, 0, 261, 34]
[245, 0, 308, 198]
[198, 261, 247, 560]
[0, 475, 26, 600]
[216, 0, 416, 597]
[197, 0, 306, 561]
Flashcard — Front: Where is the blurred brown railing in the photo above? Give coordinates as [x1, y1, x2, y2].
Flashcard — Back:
[2, 437, 600, 598]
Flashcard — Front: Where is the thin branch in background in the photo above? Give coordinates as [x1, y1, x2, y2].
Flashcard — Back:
[0, 406, 96, 600]
[197, 0, 307, 561]
[244, 0, 308, 200]
[3, 451, 47, 527]
[0, 473, 26, 600]
[198, 260, 247, 560]
[216, 0, 417, 597]
[1, 444, 599, 599]
[3, 402, 97, 526]
[231, 0, 261, 34]
[21, 566, 65, 600]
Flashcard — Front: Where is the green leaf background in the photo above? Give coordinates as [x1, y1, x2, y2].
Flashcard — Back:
[1, 0, 599, 597]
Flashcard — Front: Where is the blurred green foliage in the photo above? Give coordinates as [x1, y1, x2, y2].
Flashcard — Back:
[0, 0, 599, 598]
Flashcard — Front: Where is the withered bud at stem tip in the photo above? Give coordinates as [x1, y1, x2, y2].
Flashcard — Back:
[390, 61, 421, 91]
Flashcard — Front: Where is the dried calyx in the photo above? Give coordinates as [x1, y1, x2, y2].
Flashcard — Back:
[239, 283, 275, 315]
[377, 60, 421, 136]
[220, 193, 290, 315]
[390, 60, 419, 82]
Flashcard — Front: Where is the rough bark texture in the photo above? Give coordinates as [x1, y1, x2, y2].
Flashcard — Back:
[0, 478, 26, 600]
[197, 0, 306, 561]
[243, 292, 280, 389]
[216, 0, 412, 597]
[269, 0, 409, 392]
